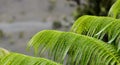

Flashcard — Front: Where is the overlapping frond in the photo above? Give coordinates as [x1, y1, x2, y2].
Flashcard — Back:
[71, 15, 120, 51]
[108, 0, 120, 19]
[0, 53, 61, 65]
[27, 30, 120, 65]
[0, 48, 9, 60]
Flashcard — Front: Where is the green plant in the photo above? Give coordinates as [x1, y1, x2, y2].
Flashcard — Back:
[0, 48, 9, 60]
[70, 15, 120, 51]
[69, 0, 116, 20]
[27, 30, 120, 65]
[108, 0, 120, 19]
[1, 0, 120, 65]
[1, 53, 61, 65]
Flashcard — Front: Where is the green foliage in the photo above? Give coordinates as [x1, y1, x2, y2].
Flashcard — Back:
[28, 30, 120, 65]
[108, 0, 120, 19]
[0, 48, 9, 60]
[0, 53, 61, 65]
[1, 0, 120, 65]
[70, 0, 116, 20]
[71, 15, 120, 52]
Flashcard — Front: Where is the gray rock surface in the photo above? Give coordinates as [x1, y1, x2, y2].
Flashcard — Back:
[0, 0, 75, 55]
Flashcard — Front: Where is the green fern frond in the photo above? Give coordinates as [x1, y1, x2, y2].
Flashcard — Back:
[70, 15, 120, 51]
[27, 30, 120, 65]
[1, 53, 61, 65]
[0, 48, 9, 60]
[108, 0, 120, 19]
[71, 15, 115, 35]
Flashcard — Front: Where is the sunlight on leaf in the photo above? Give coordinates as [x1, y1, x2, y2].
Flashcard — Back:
[71, 15, 120, 52]
[108, 0, 120, 19]
[28, 30, 120, 65]
[1, 53, 61, 65]
[0, 48, 9, 60]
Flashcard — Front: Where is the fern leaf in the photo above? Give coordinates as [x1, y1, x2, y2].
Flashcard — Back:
[71, 15, 120, 51]
[0, 48, 9, 60]
[1, 53, 61, 65]
[28, 30, 120, 65]
[108, 0, 120, 19]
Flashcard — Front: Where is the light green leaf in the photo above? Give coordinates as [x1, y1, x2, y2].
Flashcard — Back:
[28, 30, 120, 65]
[0, 48, 9, 60]
[71, 15, 120, 51]
[1, 53, 61, 65]
[108, 0, 120, 19]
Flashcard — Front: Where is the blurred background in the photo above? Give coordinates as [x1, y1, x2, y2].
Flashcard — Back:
[0, 0, 116, 55]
